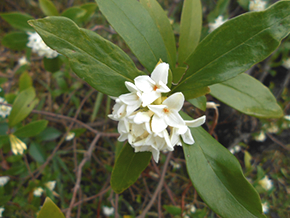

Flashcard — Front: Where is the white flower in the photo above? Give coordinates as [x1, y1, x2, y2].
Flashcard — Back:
[135, 62, 170, 106]
[249, 0, 267, 11]
[0, 207, 4, 218]
[0, 176, 10, 186]
[229, 145, 241, 154]
[284, 115, 290, 121]
[0, 97, 12, 118]
[170, 160, 181, 170]
[102, 206, 114, 216]
[108, 61, 206, 163]
[148, 92, 185, 133]
[33, 187, 44, 197]
[65, 132, 75, 141]
[282, 58, 290, 69]
[18, 56, 29, 66]
[185, 204, 196, 213]
[259, 175, 273, 191]
[9, 134, 27, 155]
[27, 32, 58, 59]
[45, 181, 56, 191]
[208, 16, 227, 33]
[262, 202, 269, 214]
[254, 131, 266, 142]
[171, 115, 206, 146]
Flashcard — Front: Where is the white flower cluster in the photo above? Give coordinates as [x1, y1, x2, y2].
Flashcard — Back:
[27, 32, 58, 59]
[258, 175, 273, 191]
[109, 62, 206, 162]
[249, 0, 267, 11]
[0, 97, 11, 118]
[208, 15, 227, 33]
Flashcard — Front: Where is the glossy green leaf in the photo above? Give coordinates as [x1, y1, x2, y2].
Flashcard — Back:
[172, 1, 290, 99]
[0, 12, 34, 32]
[210, 73, 283, 118]
[140, 0, 176, 68]
[19, 71, 32, 91]
[182, 116, 265, 217]
[29, 142, 46, 163]
[188, 95, 207, 111]
[2, 32, 28, 50]
[61, 7, 86, 24]
[37, 197, 65, 218]
[178, 0, 202, 65]
[8, 87, 39, 127]
[37, 127, 61, 141]
[96, 0, 169, 72]
[172, 66, 186, 84]
[39, 0, 59, 16]
[28, 17, 142, 97]
[111, 143, 151, 193]
[14, 120, 48, 138]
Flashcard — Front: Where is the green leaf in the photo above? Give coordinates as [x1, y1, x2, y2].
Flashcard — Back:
[8, 87, 39, 127]
[163, 205, 182, 215]
[210, 73, 283, 118]
[19, 71, 32, 91]
[172, 66, 186, 84]
[0, 12, 34, 32]
[43, 56, 63, 73]
[188, 95, 207, 111]
[182, 117, 265, 217]
[14, 120, 48, 138]
[178, 0, 202, 65]
[37, 197, 65, 218]
[172, 1, 290, 99]
[39, 0, 59, 16]
[79, 3, 98, 22]
[207, 0, 230, 21]
[140, 0, 176, 68]
[96, 0, 169, 72]
[61, 7, 86, 24]
[37, 127, 62, 141]
[29, 142, 46, 163]
[0, 135, 9, 148]
[111, 143, 151, 193]
[2, 32, 28, 50]
[28, 17, 142, 97]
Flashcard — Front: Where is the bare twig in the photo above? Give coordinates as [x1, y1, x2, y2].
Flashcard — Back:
[66, 134, 101, 218]
[137, 152, 173, 218]
[266, 133, 290, 151]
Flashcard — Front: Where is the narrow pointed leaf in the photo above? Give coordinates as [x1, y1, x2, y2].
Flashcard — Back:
[39, 0, 59, 16]
[9, 87, 39, 127]
[111, 143, 151, 194]
[140, 0, 176, 68]
[0, 12, 34, 32]
[37, 197, 65, 218]
[181, 117, 265, 217]
[210, 73, 283, 118]
[96, 0, 169, 72]
[188, 95, 206, 111]
[178, 0, 202, 65]
[173, 1, 290, 99]
[28, 17, 143, 97]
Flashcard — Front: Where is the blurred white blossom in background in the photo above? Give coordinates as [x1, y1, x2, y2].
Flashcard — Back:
[249, 0, 267, 11]
[0, 176, 10, 186]
[27, 32, 58, 59]
[9, 134, 27, 155]
[208, 15, 227, 33]
[0, 97, 11, 118]
[259, 175, 273, 191]
[102, 206, 114, 216]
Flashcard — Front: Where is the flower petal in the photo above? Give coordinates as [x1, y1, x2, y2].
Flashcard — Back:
[162, 92, 184, 111]
[165, 110, 185, 128]
[156, 81, 171, 93]
[134, 75, 154, 92]
[125, 81, 139, 93]
[185, 115, 206, 127]
[148, 104, 166, 117]
[141, 91, 160, 106]
[181, 128, 195, 144]
[151, 115, 167, 133]
[151, 62, 169, 85]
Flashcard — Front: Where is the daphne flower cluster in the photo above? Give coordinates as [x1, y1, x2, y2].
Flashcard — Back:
[109, 62, 206, 162]
[27, 32, 58, 59]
